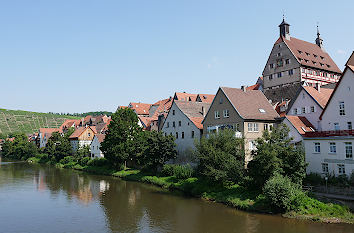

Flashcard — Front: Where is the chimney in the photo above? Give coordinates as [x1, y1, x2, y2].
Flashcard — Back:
[241, 86, 246, 92]
[315, 83, 321, 92]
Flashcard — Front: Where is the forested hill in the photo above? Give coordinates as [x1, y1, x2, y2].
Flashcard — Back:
[0, 108, 80, 136]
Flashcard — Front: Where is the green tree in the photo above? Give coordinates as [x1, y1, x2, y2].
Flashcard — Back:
[100, 108, 142, 169]
[139, 130, 177, 172]
[195, 129, 245, 184]
[1, 133, 38, 160]
[247, 124, 307, 189]
[75, 145, 90, 159]
[45, 132, 73, 162]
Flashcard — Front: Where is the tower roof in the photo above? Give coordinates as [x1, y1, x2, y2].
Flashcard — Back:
[279, 18, 290, 27]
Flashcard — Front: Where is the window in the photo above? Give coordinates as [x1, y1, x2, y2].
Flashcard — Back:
[191, 131, 195, 138]
[223, 109, 229, 118]
[248, 123, 253, 132]
[288, 69, 293, 75]
[276, 59, 283, 67]
[302, 107, 306, 114]
[285, 59, 290, 64]
[175, 132, 178, 139]
[329, 142, 336, 153]
[293, 108, 298, 115]
[182, 132, 184, 139]
[219, 98, 223, 104]
[314, 142, 321, 153]
[305, 52, 310, 56]
[214, 111, 220, 119]
[277, 53, 281, 57]
[172, 110, 175, 115]
[249, 140, 256, 150]
[269, 74, 273, 80]
[173, 121, 176, 128]
[311, 106, 315, 113]
[339, 101, 345, 115]
[178, 121, 181, 127]
[259, 108, 265, 113]
[166, 122, 169, 128]
[277, 72, 282, 78]
[264, 124, 268, 131]
[269, 63, 274, 69]
[345, 142, 353, 159]
[334, 123, 340, 131]
[322, 163, 329, 173]
[88, 133, 91, 137]
[338, 164, 345, 174]
[235, 123, 240, 132]
[298, 50, 302, 54]
[269, 124, 273, 131]
[348, 122, 353, 130]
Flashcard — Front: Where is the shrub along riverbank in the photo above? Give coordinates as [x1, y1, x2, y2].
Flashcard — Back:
[27, 154, 354, 224]
[3, 108, 354, 224]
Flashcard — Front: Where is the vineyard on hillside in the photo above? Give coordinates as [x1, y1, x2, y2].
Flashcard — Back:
[0, 109, 80, 135]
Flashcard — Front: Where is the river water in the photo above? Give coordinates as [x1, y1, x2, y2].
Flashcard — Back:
[0, 159, 353, 233]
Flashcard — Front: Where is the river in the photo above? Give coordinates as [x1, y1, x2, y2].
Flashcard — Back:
[0, 159, 353, 233]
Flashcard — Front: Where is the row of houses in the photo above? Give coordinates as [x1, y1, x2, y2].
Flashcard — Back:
[36, 115, 110, 158]
[6, 18, 353, 178]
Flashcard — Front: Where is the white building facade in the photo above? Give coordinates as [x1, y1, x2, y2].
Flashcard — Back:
[90, 134, 105, 158]
[304, 52, 354, 176]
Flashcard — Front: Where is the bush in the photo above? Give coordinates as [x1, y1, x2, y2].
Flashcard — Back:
[328, 174, 349, 187]
[60, 156, 77, 165]
[87, 157, 108, 167]
[79, 157, 91, 166]
[162, 164, 195, 179]
[350, 172, 354, 186]
[263, 173, 304, 213]
[303, 173, 323, 186]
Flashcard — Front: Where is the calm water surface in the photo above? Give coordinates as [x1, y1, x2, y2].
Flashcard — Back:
[0, 158, 353, 233]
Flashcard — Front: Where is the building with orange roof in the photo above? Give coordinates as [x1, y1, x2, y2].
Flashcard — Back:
[262, 18, 341, 104]
[162, 100, 210, 163]
[303, 52, 354, 177]
[127, 102, 152, 116]
[282, 115, 315, 144]
[38, 128, 60, 148]
[287, 85, 333, 129]
[90, 134, 106, 158]
[69, 126, 96, 151]
[196, 94, 216, 103]
[173, 92, 198, 102]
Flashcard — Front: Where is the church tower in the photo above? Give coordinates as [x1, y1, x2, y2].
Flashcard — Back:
[315, 26, 324, 49]
[279, 17, 290, 40]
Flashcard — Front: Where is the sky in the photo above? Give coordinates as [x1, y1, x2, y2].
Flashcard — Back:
[1, 0, 353, 113]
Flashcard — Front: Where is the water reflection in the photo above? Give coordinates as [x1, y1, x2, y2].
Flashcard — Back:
[0, 162, 353, 233]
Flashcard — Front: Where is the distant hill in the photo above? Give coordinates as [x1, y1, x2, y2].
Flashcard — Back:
[0, 108, 80, 136]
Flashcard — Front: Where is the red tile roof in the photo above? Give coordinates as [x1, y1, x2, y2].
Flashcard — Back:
[276, 36, 341, 74]
[174, 101, 211, 130]
[174, 92, 198, 102]
[69, 126, 95, 139]
[95, 134, 106, 143]
[129, 102, 152, 115]
[221, 87, 280, 120]
[196, 94, 216, 103]
[286, 115, 315, 135]
[303, 86, 333, 108]
[246, 83, 261, 91]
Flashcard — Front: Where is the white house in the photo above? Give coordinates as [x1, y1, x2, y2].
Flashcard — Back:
[287, 85, 333, 130]
[304, 52, 354, 177]
[38, 128, 59, 148]
[282, 115, 315, 144]
[162, 100, 210, 163]
[69, 126, 96, 152]
[90, 134, 105, 158]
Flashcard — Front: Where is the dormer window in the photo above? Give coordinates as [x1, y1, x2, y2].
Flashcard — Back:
[314, 54, 318, 58]
[312, 61, 317, 65]
[320, 56, 324, 60]
[298, 58, 303, 62]
[304, 59, 309, 63]
[285, 59, 290, 64]
[259, 108, 266, 113]
[320, 63, 324, 66]
[298, 50, 302, 54]
[306, 52, 310, 56]
[327, 64, 331, 68]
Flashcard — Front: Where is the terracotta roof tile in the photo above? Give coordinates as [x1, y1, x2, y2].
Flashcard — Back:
[286, 115, 315, 135]
[95, 134, 106, 143]
[246, 83, 261, 91]
[174, 92, 198, 102]
[303, 86, 333, 108]
[69, 126, 95, 139]
[221, 87, 279, 120]
[276, 36, 341, 74]
[174, 101, 211, 130]
[196, 94, 215, 103]
[129, 102, 152, 115]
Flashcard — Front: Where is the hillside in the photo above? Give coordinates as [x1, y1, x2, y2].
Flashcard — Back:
[0, 109, 80, 135]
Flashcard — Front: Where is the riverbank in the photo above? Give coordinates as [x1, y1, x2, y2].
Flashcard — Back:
[26, 156, 354, 224]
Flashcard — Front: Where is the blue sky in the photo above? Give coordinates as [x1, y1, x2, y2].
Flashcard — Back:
[1, 0, 353, 113]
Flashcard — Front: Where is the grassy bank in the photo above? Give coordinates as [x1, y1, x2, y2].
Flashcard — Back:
[27, 156, 354, 224]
